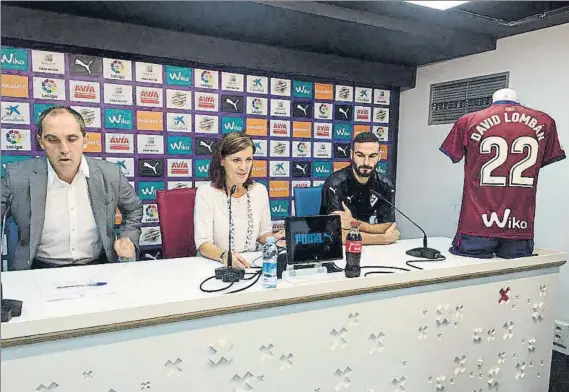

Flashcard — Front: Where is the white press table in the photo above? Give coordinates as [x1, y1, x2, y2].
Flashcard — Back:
[1, 237, 566, 392]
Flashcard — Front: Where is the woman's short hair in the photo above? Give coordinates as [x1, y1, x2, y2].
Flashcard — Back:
[209, 131, 256, 190]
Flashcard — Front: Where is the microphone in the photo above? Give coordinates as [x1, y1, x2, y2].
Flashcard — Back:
[370, 189, 442, 260]
[226, 184, 236, 269]
[1, 194, 23, 322]
[214, 184, 245, 283]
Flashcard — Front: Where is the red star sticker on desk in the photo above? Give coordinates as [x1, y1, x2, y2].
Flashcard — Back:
[499, 287, 511, 304]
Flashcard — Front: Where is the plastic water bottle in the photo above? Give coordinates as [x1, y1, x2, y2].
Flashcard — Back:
[262, 236, 278, 289]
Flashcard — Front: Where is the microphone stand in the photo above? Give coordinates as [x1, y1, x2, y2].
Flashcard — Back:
[372, 190, 442, 260]
[214, 184, 245, 282]
[1, 195, 24, 322]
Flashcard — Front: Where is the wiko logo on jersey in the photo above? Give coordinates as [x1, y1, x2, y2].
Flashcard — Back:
[167, 136, 192, 155]
[138, 158, 164, 177]
[293, 101, 313, 119]
[69, 55, 102, 76]
[293, 81, 313, 98]
[221, 95, 244, 113]
[222, 117, 244, 134]
[482, 209, 528, 230]
[335, 105, 353, 121]
[1, 47, 28, 71]
[291, 161, 311, 178]
[334, 143, 351, 158]
[194, 159, 211, 178]
[195, 137, 218, 156]
[270, 200, 290, 220]
[333, 124, 353, 140]
[165, 66, 192, 86]
[138, 181, 165, 201]
[295, 232, 333, 245]
[313, 162, 332, 178]
[105, 108, 133, 129]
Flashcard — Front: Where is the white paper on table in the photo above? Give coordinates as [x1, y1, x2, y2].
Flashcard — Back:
[40, 278, 117, 302]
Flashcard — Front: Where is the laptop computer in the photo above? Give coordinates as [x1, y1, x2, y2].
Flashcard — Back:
[284, 215, 343, 266]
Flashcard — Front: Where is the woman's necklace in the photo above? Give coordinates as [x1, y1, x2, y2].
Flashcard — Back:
[226, 185, 254, 252]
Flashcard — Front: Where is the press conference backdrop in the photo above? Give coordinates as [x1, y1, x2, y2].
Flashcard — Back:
[0, 46, 395, 260]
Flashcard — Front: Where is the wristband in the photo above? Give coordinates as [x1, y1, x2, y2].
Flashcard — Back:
[219, 251, 226, 263]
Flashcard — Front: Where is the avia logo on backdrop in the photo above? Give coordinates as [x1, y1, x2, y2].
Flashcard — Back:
[222, 117, 244, 133]
[313, 162, 332, 178]
[165, 66, 192, 86]
[194, 159, 211, 178]
[482, 209, 528, 230]
[270, 200, 290, 220]
[293, 81, 313, 99]
[138, 181, 165, 201]
[105, 109, 133, 129]
[295, 232, 333, 245]
[167, 136, 192, 155]
[1, 47, 28, 71]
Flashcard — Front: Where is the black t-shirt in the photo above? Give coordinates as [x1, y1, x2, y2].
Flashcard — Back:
[319, 166, 395, 224]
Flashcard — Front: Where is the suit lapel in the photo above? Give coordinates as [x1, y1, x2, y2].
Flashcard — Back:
[86, 158, 108, 254]
[29, 158, 48, 259]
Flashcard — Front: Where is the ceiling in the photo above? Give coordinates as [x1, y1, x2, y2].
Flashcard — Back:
[4, 1, 569, 67]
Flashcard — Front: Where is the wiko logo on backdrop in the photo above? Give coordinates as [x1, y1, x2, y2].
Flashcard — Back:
[313, 162, 332, 178]
[222, 117, 244, 134]
[293, 81, 313, 99]
[165, 66, 192, 86]
[138, 181, 165, 201]
[195, 159, 211, 178]
[333, 124, 353, 140]
[1, 47, 28, 71]
[105, 109, 133, 129]
[168, 136, 192, 155]
[34, 104, 56, 123]
[270, 200, 290, 220]
[482, 209, 528, 230]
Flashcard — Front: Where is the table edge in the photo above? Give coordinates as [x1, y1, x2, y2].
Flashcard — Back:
[2, 259, 565, 348]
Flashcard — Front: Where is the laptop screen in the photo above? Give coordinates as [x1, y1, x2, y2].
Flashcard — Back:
[284, 215, 343, 265]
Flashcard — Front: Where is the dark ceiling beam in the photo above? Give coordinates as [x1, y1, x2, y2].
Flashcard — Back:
[0, 5, 416, 87]
[253, 1, 497, 51]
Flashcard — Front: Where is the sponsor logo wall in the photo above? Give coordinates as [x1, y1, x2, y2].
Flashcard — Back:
[1, 46, 395, 259]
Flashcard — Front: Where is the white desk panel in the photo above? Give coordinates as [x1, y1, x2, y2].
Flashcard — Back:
[1, 237, 566, 392]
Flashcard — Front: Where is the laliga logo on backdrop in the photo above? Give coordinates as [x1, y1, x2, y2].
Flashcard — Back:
[482, 209, 528, 230]
[201, 70, 213, 84]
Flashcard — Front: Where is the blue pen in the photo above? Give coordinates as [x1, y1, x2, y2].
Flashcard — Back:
[56, 282, 107, 289]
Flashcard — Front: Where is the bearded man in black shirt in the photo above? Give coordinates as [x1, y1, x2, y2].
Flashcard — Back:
[320, 132, 400, 245]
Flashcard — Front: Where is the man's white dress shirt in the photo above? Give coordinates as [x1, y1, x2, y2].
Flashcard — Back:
[35, 156, 103, 263]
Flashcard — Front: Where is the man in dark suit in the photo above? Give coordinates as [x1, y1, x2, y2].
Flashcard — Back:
[1, 106, 143, 270]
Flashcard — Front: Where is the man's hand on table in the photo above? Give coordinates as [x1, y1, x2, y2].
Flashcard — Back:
[114, 237, 136, 260]
[384, 223, 400, 243]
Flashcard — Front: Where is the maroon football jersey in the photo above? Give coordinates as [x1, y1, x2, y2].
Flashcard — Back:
[440, 102, 566, 240]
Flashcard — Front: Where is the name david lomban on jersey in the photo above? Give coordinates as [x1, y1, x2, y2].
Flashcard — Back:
[471, 112, 546, 142]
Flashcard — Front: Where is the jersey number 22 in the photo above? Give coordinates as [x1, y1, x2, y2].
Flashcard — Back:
[480, 136, 538, 188]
